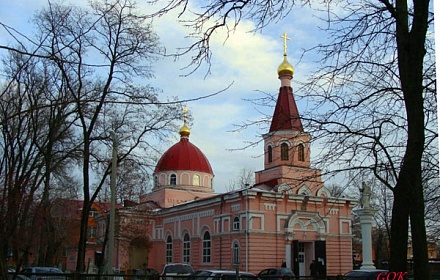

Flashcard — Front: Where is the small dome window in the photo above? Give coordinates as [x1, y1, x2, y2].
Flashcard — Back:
[170, 174, 177, 185]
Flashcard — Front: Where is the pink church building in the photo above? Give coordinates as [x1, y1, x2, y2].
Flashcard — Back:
[105, 40, 356, 277]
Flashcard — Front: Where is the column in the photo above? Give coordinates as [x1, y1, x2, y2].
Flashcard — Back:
[354, 208, 377, 270]
[285, 242, 292, 269]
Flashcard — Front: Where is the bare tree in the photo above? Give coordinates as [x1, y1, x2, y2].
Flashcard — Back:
[147, 0, 435, 278]
[227, 167, 255, 191]
[26, 0, 182, 272]
[0, 49, 77, 277]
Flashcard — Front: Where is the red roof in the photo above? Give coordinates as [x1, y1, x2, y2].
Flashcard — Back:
[154, 138, 213, 174]
[269, 86, 303, 132]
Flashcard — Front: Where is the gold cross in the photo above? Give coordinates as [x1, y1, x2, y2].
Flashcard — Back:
[183, 106, 188, 123]
[280, 32, 291, 56]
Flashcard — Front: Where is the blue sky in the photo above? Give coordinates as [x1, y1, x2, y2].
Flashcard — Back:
[0, 0, 329, 193]
[3, 1, 436, 194]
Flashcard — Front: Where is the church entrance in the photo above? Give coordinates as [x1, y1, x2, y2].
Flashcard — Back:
[298, 242, 306, 276]
[292, 240, 326, 277]
[128, 236, 151, 270]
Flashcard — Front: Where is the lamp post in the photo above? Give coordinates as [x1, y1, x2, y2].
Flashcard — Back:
[107, 132, 118, 274]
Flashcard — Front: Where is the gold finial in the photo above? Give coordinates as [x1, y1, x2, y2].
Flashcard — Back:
[277, 32, 294, 77]
[179, 105, 190, 136]
[280, 32, 291, 56]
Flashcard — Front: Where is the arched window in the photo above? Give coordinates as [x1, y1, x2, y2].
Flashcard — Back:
[211, 178, 214, 189]
[202, 231, 211, 263]
[183, 234, 190, 263]
[233, 216, 240, 231]
[298, 144, 305, 162]
[166, 236, 172, 263]
[281, 143, 289, 161]
[193, 174, 200, 186]
[154, 176, 158, 188]
[170, 174, 177, 185]
[233, 241, 240, 265]
[267, 145, 273, 163]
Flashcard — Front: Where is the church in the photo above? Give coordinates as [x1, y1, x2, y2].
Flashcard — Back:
[100, 36, 356, 277]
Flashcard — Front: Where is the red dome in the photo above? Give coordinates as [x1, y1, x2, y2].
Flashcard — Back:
[154, 138, 213, 174]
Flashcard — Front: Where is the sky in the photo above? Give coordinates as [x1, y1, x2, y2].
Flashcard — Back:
[1, 0, 438, 194]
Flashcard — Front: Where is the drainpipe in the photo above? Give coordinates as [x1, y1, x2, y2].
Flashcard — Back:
[220, 194, 225, 269]
[245, 184, 250, 272]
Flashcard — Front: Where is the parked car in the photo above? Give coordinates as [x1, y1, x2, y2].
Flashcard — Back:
[257, 268, 295, 280]
[343, 269, 389, 280]
[162, 263, 194, 280]
[20, 267, 65, 280]
[188, 269, 258, 280]
[132, 268, 160, 280]
[8, 269, 31, 280]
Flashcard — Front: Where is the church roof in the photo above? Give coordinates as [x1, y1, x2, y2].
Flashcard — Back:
[154, 136, 213, 174]
[269, 86, 304, 132]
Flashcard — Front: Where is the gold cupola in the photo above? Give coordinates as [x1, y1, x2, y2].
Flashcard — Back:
[277, 33, 294, 77]
[179, 106, 191, 137]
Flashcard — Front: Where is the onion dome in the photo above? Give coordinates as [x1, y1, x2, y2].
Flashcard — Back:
[179, 123, 191, 137]
[277, 55, 294, 77]
[154, 107, 213, 174]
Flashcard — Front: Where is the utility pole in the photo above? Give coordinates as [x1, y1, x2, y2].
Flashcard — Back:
[108, 132, 118, 274]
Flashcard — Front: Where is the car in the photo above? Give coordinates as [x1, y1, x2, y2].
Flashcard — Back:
[257, 268, 295, 280]
[343, 269, 389, 280]
[188, 269, 258, 280]
[162, 263, 194, 280]
[132, 268, 160, 280]
[20, 267, 65, 280]
[8, 268, 32, 280]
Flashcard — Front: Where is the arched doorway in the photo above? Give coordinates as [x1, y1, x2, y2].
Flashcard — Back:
[129, 236, 151, 270]
[285, 211, 327, 277]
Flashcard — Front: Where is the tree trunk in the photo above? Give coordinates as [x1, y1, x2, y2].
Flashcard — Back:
[391, 0, 430, 278]
[389, 186, 410, 272]
[76, 137, 91, 272]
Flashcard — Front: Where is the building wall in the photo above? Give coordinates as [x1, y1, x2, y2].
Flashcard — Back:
[125, 189, 355, 276]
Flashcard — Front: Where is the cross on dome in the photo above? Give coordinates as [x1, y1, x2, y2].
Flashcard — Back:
[280, 32, 291, 56]
[179, 105, 191, 137]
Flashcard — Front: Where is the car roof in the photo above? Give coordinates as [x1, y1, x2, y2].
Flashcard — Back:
[345, 269, 388, 275]
[196, 270, 256, 275]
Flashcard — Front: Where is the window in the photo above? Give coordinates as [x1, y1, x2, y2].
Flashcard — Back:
[233, 242, 240, 265]
[166, 236, 173, 263]
[87, 226, 96, 238]
[202, 231, 211, 263]
[154, 176, 158, 188]
[233, 216, 240, 231]
[298, 144, 305, 161]
[89, 209, 96, 217]
[170, 174, 177, 185]
[183, 234, 190, 263]
[193, 174, 200, 186]
[267, 145, 273, 163]
[281, 143, 289, 160]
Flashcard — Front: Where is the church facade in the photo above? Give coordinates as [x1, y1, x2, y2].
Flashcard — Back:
[103, 38, 356, 277]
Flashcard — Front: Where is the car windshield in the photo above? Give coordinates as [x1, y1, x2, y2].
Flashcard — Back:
[165, 265, 193, 273]
[279, 269, 293, 275]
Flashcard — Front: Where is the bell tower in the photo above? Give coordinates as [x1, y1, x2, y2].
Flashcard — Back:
[254, 33, 321, 194]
